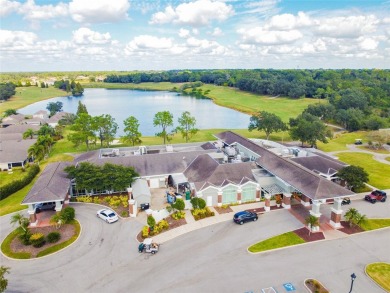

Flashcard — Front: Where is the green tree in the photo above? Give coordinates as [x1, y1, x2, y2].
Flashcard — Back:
[40, 82, 46, 88]
[37, 134, 54, 156]
[337, 165, 368, 191]
[153, 111, 174, 144]
[101, 163, 138, 192]
[147, 215, 156, 230]
[76, 101, 88, 116]
[28, 143, 45, 162]
[248, 111, 287, 140]
[176, 111, 198, 142]
[23, 128, 35, 139]
[344, 208, 360, 227]
[289, 113, 329, 147]
[64, 162, 103, 193]
[0, 83, 16, 101]
[46, 101, 63, 117]
[3, 109, 17, 117]
[10, 213, 29, 232]
[122, 116, 142, 146]
[305, 215, 319, 236]
[172, 198, 185, 212]
[37, 124, 55, 136]
[59, 113, 77, 125]
[0, 266, 10, 293]
[93, 114, 118, 147]
[68, 113, 95, 150]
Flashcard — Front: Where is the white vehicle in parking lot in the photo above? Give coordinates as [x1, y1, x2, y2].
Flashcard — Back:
[97, 209, 119, 223]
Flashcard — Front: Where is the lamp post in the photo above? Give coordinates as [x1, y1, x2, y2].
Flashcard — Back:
[349, 273, 356, 293]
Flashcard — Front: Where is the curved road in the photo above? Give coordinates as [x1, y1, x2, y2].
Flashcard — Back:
[329, 144, 390, 165]
[1, 203, 390, 293]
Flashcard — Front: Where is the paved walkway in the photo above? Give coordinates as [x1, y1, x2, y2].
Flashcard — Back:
[329, 143, 390, 165]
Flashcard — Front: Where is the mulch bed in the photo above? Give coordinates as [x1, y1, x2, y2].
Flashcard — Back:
[305, 279, 329, 293]
[214, 206, 233, 214]
[339, 221, 365, 234]
[10, 224, 76, 258]
[293, 227, 325, 242]
[136, 215, 187, 243]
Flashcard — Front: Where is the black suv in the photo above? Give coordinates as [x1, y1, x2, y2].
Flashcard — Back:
[233, 211, 258, 225]
[35, 202, 56, 213]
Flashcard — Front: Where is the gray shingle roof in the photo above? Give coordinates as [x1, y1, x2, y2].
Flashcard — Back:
[291, 155, 346, 175]
[0, 139, 37, 164]
[0, 124, 40, 134]
[22, 162, 71, 204]
[85, 150, 214, 177]
[215, 131, 354, 200]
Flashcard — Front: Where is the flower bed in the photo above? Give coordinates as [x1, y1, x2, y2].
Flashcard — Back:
[74, 194, 129, 217]
[136, 215, 187, 242]
[191, 207, 215, 220]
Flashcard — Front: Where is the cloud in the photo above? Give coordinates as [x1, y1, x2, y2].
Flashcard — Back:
[238, 27, 303, 45]
[150, 0, 234, 26]
[126, 35, 174, 51]
[243, 0, 282, 18]
[0, 0, 21, 17]
[178, 28, 190, 38]
[0, 30, 38, 48]
[268, 12, 312, 30]
[211, 27, 223, 37]
[69, 0, 130, 23]
[17, 0, 68, 22]
[72, 28, 111, 45]
[314, 15, 379, 38]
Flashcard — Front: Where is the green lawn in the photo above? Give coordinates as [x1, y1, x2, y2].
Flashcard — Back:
[360, 219, 390, 231]
[317, 131, 370, 152]
[366, 263, 390, 292]
[335, 152, 390, 189]
[0, 168, 25, 186]
[248, 232, 305, 253]
[199, 84, 323, 121]
[0, 86, 68, 113]
[385, 157, 390, 162]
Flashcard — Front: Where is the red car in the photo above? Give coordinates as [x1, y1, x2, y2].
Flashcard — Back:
[364, 190, 387, 204]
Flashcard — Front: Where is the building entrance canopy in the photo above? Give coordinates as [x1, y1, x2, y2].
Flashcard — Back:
[262, 183, 287, 195]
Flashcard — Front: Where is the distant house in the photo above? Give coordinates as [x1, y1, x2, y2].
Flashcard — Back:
[0, 124, 40, 169]
[47, 112, 68, 127]
[33, 110, 48, 120]
[1, 114, 26, 126]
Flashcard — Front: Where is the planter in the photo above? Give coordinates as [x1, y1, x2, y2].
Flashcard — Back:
[304, 278, 329, 293]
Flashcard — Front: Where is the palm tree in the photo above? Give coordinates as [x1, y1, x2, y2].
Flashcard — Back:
[10, 213, 29, 232]
[28, 143, 45, 162]
[23, 128, 35, 139]
[356, 213, 367, 228]
[305, 215, 319, 236]
[344, 208, 359, 227]
[37, 135, 53, 155]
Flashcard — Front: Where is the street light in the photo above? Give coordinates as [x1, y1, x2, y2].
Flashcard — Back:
[349, 273, 356, 293]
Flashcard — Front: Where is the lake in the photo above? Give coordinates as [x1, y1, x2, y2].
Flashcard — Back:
[19, 88, 251, 136]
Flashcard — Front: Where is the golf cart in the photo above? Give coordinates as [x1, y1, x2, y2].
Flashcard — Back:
[138, 238, 159, 254]
[354, 139, 363, 145]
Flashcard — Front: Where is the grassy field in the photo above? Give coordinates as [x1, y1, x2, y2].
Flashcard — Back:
[248, 232, 305, 253]
[0, 86, 68, 113]
[360, 219, 390, 231]
[365, 263, 390, 292]
[0, 168, 26, 186]
[317, 131, 370, 152]
[335, 152, 390, 189]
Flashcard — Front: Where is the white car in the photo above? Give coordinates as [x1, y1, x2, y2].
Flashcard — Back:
[97, 209, 119, 223]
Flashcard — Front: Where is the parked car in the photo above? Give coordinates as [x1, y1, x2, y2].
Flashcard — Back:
[233, 211, 258, 225]
[35, 202, 56, 213]
[341, 197, 351, 205]
[364, 190, 387, 204]
[97, 209, 119, 223]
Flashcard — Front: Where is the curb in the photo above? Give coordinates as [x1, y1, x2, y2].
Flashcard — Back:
[364, 263, 390, 292]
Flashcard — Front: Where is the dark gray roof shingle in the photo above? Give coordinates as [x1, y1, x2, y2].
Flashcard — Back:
[22, 162, 71, 204]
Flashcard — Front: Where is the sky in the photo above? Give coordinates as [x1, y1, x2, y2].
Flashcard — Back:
[0, 0, 389, 72]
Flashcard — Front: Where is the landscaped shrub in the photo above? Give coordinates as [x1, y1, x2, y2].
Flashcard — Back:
[191, 207, 215, 221]
[18, 229, 32, 246]
[109, 196, 121, 208]
[47, 232, 61, 243]
[172, 211, 185, 220]
[61, 207, 75, 223]
[30, 233, 45, 248]
[157, 219, 169, 230]
[190, 197, 200, 209]
[0, 164, 40, 200]
[198, 198, 206, 209]
[142, 226, 149, 238]
[93, 197, 101, 204]
[172, 198, 185, 211]
[76, 196, 93, 203]
[147, 215, 156, 230]
[119, 195, 128, 207]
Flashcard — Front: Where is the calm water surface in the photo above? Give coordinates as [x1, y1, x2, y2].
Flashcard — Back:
[19, 88, 251, 136]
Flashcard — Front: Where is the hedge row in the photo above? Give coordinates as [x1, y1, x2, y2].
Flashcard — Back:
[0, 164, 40, 200]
